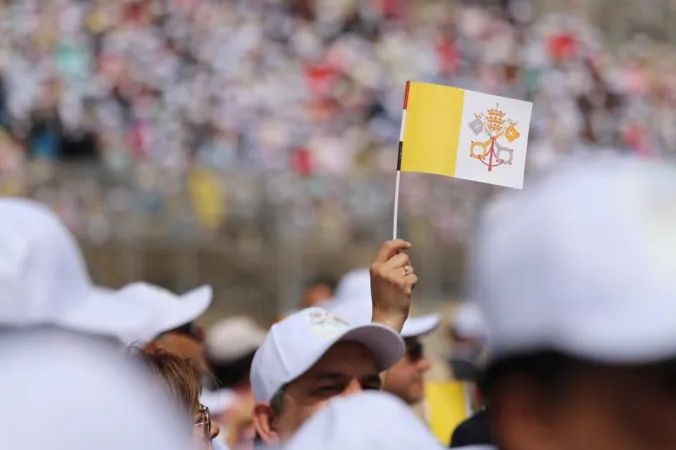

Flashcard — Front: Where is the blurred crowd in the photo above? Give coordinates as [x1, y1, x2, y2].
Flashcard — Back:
[7, 155, 676, 450]
[2, 0, 676, 241]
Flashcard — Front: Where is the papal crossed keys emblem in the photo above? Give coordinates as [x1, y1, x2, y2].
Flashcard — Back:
[466, 103, 521, 172]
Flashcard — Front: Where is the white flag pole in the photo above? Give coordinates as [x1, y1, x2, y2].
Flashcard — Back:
[393, 81, 410, 240]
[393, 169, 401, 239]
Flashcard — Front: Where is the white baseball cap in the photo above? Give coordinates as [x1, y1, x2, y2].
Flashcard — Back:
[473, 156, 676, 364]
[250, 307, 405, 403]
[286, 391, 444, 450]
[451, 302, 487, 341]
[206, 316, 267, 364]
[325, 268, 440, 338]
[0, 198, 151, 342]
[0, 327, 192, 450]
[102, 282, 212, 345]
[200, 388, 236, 415]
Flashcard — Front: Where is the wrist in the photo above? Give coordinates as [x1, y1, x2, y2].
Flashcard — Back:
[371, 307, 408, 333]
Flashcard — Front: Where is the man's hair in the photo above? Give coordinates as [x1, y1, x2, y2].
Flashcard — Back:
[136, 348, 202, 412]
[481, 350, 589, 403]
[306, 275, 338, 291]
[207, 350, 256, 390]
[270, 385, 286, 416]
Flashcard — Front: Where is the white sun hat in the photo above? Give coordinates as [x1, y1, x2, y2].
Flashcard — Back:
[0, 327, 192, 450]
[473, 156, 676, 364]
[200, 388, 237, 415]
[103, 282, 212, 345]
[287, 391, 444, 450]
[451, 302, 488, 341]
[324, 268, 440, 338]
[0, 198, 151, 342]
[206, 316, 267, 364]
[250, 307, 405, 403]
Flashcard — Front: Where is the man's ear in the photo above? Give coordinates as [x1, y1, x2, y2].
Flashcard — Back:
[253, 403, 279, 445]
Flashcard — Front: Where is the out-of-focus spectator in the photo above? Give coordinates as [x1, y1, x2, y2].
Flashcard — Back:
[300, 275, 337, 309]
[0, 328, 192, 450]
[472, 156, 676, 450]
[448, 302, 487, 383]
[0, 197, 151, 344]
[110, 282, 213, 373]
[137, 348, 221, 450]
[286, 391, 445, 450]
[205, 316, 267, 450]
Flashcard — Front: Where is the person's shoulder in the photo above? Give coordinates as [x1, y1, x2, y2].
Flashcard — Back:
[450, 409, 492, 448]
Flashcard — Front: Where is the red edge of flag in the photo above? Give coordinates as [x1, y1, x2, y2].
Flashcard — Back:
[403, 81, 411, 110]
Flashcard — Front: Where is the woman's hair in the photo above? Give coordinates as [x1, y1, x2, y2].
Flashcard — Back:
[136, 347, 202, 412]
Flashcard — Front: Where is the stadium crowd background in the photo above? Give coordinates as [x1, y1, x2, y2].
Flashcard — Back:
[1, 0, 676, 318]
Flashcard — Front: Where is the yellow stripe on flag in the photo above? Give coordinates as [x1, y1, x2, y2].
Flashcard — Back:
[401, 83, 465, 178]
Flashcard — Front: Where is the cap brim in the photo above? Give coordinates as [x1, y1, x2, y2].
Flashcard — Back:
[158, 285, 213, 332]
[57, 287, 152, 344]
[401, 314, 440, 338]
[283, 323, 405, 387]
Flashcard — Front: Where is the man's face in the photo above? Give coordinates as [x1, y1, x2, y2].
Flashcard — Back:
[384, 337, 431, 405]
[254, 340, 381, 443]
[495, 362, 676, 450]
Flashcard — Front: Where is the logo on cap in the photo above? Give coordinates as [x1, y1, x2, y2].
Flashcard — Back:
[306, 309, 350, 339]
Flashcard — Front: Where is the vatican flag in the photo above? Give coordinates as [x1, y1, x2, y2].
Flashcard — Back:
[398, 82, 533, 189]
[188, 169, 225, 231]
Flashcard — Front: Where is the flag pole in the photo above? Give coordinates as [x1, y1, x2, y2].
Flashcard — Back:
[393, 81, 410, 240]
[393, 170, 401, 239]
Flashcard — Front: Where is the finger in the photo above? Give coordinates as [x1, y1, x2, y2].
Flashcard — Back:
[405, 274, 418, 293]
[373, 239, 412, 264]
[384, 253, 410, 269]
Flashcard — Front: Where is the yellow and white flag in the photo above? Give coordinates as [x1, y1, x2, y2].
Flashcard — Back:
[398, 82, 533, 189]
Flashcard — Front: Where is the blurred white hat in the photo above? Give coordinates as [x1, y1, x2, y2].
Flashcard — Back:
[250, 307, 404, 403]
[286, 391, 444, 450]
[473, 156, 676, 363]
[206, 316, 266, 364]
[101, 282, 212, 345]
[451, 302, 487, 341]
[0, 198, 151, 342]
[325, 268, 440, 338]
[0, 327, 192, 450]
[200, 388, 236, 415]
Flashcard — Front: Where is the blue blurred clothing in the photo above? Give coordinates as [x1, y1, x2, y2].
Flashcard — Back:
[212, 437, 230, 450]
